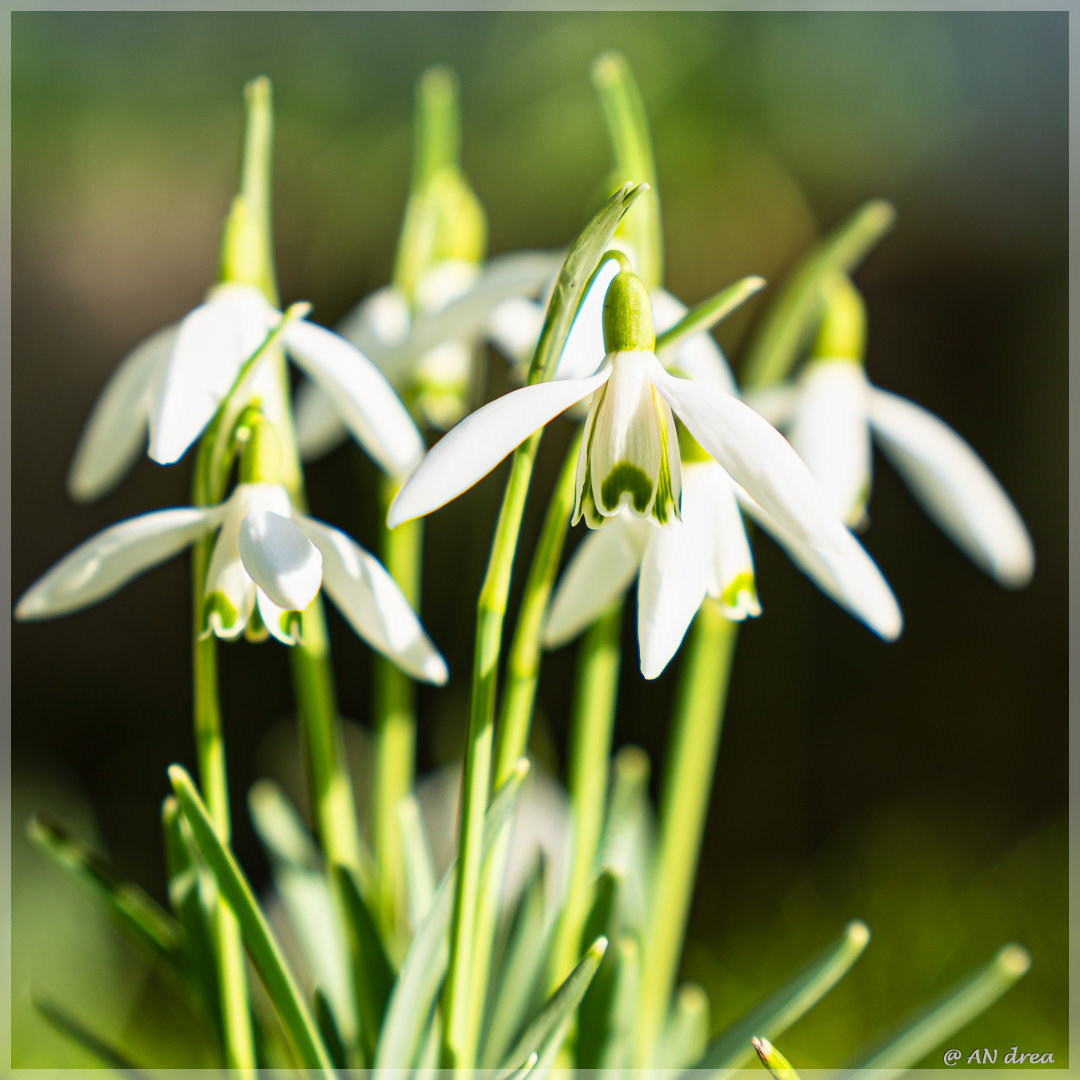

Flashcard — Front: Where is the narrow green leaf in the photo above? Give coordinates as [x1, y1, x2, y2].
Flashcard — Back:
[28, 816, 183, 960]
[694, 919, 870, 1072]
[161, 796, 221, 1032]
[313, 988, 348, 1070]
[754, 1035, 804, 1080]
[596, 745, 654, 934]
[741, 198, 896, 389]
[653, 983, 710, 1074]
[31, 992, 147, 1073]
[578, 933, 642, 1070]
[168, 765, 335, 1075]
[335, 864, 396, 1057]
[501, 1050, 539, 1080]
[576, 871, 628, 1068]
[480, 855, 551, 1067]
[247, 780, 355, 1050]
[591, 50, 663, 287]
[528, 181, 649, 385]
[397, 794, 437, 929]
[656, 276, 767, 360]
[374, 759, 531, 1070]
[851, 944, 1031, 1076]
[502, 936, 609, 1075]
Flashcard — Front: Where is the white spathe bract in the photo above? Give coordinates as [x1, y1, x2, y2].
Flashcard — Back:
[546, 461, 901, 679]
[753, 358, 1035, 589]
[15, 482, 447, 682]
[294, 252, 562, 455]
[67, 283, 426, 502]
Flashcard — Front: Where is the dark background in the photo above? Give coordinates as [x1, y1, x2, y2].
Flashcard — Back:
[11, 10, 1067, 1067]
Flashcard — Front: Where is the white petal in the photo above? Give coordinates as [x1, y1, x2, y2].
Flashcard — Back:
[652, 361, 852, 554]
[636, 518, 712, 680]
[652, 290, 739, 398]
[740, 492, 902, 641]
[544, 516, 648, 647]
[789, 360, 872, 526]
[300, 517, 448, 684]
[238, 510, 323, 612]
[15, 507, 220, 620]
[148, 285, 276, 465]
[867, 388, 1034, 587]
[337, 286, 411, 361]
[68, 325, 176, 502]
[283, 318, 425, 480]
[415, 260, 479, 314]
[256, 589, 304, 646]
[693, 464, 761, 619]
[555, 257, 620, 381]
[388, 365, 613, 528]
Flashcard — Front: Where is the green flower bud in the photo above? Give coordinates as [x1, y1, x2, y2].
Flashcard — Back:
[812, 275, 866, 361]
[603, 268, 655, 353]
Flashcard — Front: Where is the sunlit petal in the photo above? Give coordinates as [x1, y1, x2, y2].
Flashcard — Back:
[652, 361, 851, 554]
[694, 464, 761, 619]
[238, 509, 323, 613]
[283, 318, 426, 480]
[256, 589, 304, 646]
[300, 517, 448, 684]
[16, 506, 221, 620]
[789, 360, 872, 526]
[389, 365, 612, 528]
[555, 256, 620, 381]
[544, 515, 649, 648]
[867, 388, 1034, 588]
[148, 285, 276, 465]
[294, 381, 347, 462]
[68, 325, 176, 502]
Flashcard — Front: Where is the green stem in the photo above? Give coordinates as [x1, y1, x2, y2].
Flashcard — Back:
[373, 475, 423, 940]
[442, 431, 544, 1070]
[191, 490, 257, 1074]
[638, 603, 738, 1065]
[549, 600, 623, 990]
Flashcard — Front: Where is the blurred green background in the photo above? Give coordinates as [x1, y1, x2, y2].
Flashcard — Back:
[11, 10, 1067, 1068]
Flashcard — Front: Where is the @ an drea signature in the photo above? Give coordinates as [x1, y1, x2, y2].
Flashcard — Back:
[944, 1047, 1056, 1066]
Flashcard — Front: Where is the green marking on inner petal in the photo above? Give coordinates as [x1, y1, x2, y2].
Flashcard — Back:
[279, 611, 303, 645]
[244, 607, 270, 643]
[652, 393, 680, 525]
[721, 572, 758, 612]
[676, 421, 711, 464]
[601, 462, 654, 515]
[204, 591, 239, 633]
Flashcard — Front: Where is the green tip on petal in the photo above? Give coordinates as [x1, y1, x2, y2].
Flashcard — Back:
[603, 269, 655, 353]
[204, 591, 239, 636]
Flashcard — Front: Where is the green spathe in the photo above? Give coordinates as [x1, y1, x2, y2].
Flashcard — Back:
[603, 270, 655, 353]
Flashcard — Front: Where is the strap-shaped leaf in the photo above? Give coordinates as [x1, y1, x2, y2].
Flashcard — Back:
[335, 864, 396, 1058]
[656, 276, 767, 358]
[248, 781, 355, 1051]
[850, 943, 1030, 1076]
[31, 992, 147, 1073]
[579, 932, 641, 1070]
[374, 759, 531, 1070]
[480, 855, 551, 1067]
[740, 199, 896, 389]
[313, 987, 348, 1070]
[692, 919, 870, 1073]
[168, 765, 335, 1074]
[652, 983, 709, 1074]
[397, 795, 437, 930]
[527, 180, 649, 385]
[501, 936, 609, 1076]
[29, 816, 182, 960]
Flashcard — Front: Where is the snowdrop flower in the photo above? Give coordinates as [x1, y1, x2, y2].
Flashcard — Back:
[545, 457, 902, 679]
[67, 282, 426, 502]
[15, 482, 448, 683]
[294, 251, 561, 458]
[750, 277, 1035, 588]
[389, 267, 859, 573]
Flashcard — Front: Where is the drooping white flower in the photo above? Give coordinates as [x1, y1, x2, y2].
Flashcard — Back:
[294, 252, 562, 457]
[388, 267, 858, 568]
[749, 280, 1035, 589]
[67, 283, 427, 502]
[15, 482, 448, 683]
[545, 460, 902, 679]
